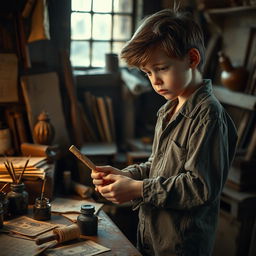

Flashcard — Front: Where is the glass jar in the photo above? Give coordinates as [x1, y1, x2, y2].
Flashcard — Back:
[7, 183, 28, 216]
[77, 204, 98, 236]
[33, 197, 51, 221]
[0, 191, 9, 220]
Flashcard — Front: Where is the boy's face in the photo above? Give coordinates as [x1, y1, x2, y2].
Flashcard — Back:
[140, 48, 193, 101]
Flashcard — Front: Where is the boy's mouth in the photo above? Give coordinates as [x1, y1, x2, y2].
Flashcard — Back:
[157, 89, 169, 94]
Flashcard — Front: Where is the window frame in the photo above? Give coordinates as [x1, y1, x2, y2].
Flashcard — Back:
[70, 0, 137, 70]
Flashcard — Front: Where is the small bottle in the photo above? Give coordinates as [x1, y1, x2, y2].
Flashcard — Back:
[77, 204, 98, 236]
[33, 197, 51, 221]
[0, 191, 9, 220]
[7, 183, 28, 216]
[0, 203, 3, 228]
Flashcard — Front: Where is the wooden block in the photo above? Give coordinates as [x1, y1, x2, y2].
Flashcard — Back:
[69, 145, 96, 170]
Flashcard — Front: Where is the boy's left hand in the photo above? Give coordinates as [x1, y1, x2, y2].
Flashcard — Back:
[97, 174, 143, 204]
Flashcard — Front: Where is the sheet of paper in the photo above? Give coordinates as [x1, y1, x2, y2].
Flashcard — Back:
[0, 156, 47, 169]
[4, 216, 58, 237]
[0, 53, 18, 102]
[51, 197, 103, 215]
[0, 232, 58, 256]
[0, 233, 40, 256]
[61, 213, 79, 222]
[45, 240, 111, 256]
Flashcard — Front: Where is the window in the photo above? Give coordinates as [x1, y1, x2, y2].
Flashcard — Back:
[70, 0, 135, 68]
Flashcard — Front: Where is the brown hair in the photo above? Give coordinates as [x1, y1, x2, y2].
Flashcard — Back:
[121, 9, 205, 71]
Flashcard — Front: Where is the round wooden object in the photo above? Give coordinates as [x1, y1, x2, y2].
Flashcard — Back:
[33, 111, 55, 145]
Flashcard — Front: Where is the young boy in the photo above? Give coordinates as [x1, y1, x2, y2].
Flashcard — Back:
[91, 9, 237, 256]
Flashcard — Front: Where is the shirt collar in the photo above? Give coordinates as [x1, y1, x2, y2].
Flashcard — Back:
[157, 79, 213, 118]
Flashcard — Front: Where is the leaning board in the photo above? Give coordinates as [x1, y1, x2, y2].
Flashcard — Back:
[21, 72, 70, 148]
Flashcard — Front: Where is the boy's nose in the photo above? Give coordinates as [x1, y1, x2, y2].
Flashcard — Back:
[151, 73, 163, 86]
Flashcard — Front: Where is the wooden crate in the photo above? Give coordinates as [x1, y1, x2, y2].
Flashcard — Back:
[227, 157, 256, 192]
[213, 187, 256, 256]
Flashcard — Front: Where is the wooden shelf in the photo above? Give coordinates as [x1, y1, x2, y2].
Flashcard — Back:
[213, 85, 256, 110]
[207, 6, 256, 15]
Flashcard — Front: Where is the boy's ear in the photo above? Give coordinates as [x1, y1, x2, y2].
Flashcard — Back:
[188, 48, 201, 69]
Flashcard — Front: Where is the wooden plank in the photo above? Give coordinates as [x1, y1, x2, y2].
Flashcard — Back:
[61, 51, 84, 147]
[69, 145, 96, 170]
[21, 73, 70, 149]
[213, 85, 256, 110]
[97, 97, 112, 143]
[207, 6, 256, 15]
[245, 127, 256, 161]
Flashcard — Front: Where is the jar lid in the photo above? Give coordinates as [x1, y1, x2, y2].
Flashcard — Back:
[80, 204, 95, 214]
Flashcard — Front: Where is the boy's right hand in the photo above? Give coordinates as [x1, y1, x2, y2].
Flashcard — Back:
[91, 165, 123, 191]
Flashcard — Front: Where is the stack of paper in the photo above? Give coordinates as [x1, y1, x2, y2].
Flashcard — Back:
[0, 156, 48, 182]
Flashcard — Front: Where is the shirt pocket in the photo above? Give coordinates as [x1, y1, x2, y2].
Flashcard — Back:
[161, 139, 187, 176]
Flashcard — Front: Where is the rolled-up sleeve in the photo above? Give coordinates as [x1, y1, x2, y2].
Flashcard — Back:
[142, 117, 233, 210]
[122, 153, 154, 180]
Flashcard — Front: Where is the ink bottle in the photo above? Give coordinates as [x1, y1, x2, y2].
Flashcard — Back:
[77, 204, 98, 236]
[0, 191, 9, 220]
[0, 203, 3, 228]
[33, 197, 51, 221]
[7, 183, 28, 216]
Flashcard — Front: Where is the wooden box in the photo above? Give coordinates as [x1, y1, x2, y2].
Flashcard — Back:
[213, 187, 256, 256]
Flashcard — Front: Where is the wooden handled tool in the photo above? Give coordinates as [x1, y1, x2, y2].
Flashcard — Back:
[36, 233, 58, 245]
[69, 145, 96, 170]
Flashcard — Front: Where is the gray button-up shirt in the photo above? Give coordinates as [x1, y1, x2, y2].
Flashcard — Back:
[123, 80, 238, 256]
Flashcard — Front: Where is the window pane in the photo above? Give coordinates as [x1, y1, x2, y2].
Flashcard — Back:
[93, 0, 112, 12]
[71, 41, 90, 67]
[71, 13, 91, 39]
[72, 0, 91, 11]
[113, 15, 132, 40]
[113, 42, 126, 66]
[92, 14, 111, 40]
[114, 0, 133, 13]
[92, 42, 110, 67]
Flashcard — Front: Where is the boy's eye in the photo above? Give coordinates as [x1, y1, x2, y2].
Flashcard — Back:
[157, 66, 168, 71]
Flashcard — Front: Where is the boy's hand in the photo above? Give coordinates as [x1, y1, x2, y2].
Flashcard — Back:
[91, 165, 129, 191]
[97, 174, 143, 204]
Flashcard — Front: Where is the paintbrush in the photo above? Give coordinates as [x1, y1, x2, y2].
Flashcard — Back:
[4, 161, 16, 183]
[40, 178, 47, 201]
[18, 157, 30, 184]
[0, 183, 9, 193]
[10, 162, 17, 184]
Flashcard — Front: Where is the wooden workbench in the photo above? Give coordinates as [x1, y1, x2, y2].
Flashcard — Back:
[0, 207, 141, 256]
